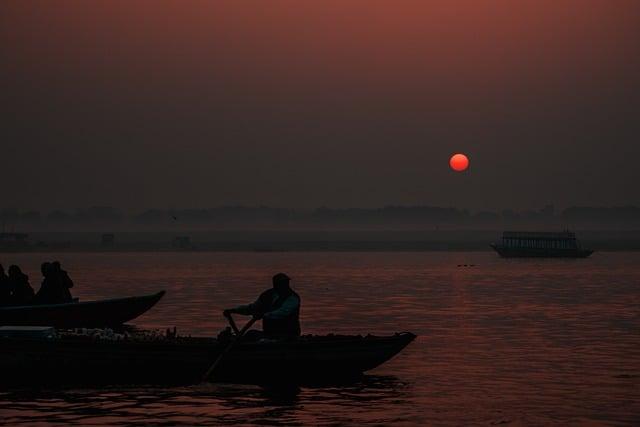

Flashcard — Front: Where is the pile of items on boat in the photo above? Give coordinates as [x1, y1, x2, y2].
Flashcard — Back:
[0, 325, 181, 342]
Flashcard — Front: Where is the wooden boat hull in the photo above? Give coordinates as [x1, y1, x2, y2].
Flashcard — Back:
[0, 332, 416, 386]
[0, 291, 165, 328]
[490, 245, 594, 258]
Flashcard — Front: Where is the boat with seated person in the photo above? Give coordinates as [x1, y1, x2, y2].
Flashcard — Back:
[0, 291, 165, 328]
[0, 329, 416, 386]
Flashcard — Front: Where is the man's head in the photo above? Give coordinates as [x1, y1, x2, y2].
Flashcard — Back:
[8, 265, 22, 277]
[41, 262, 52, 276]
[272, 273, 291, 294]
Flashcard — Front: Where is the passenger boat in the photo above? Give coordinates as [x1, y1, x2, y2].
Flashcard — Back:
[0, 332, 416, 386]
[490, 231, 594, 258]
[0, 291, 165, 328]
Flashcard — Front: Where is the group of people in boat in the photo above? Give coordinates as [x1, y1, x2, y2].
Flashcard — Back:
[0, 261, 74, 306]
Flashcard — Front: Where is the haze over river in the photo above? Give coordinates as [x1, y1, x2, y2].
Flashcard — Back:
[1, 252, 638, 425]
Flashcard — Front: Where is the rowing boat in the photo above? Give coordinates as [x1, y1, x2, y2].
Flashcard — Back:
[0, 332, 416, 386]
[0, 291, 165, 328]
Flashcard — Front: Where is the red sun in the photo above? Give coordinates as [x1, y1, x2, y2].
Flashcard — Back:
[449, 153, 469, 172]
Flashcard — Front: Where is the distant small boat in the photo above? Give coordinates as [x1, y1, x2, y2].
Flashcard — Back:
[0, 291, 165, 328]
[490, 231, 594, 258]
[0, 332, 416, 386]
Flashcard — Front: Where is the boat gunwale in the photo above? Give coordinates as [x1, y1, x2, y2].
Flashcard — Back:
[0, 290, 166, 311]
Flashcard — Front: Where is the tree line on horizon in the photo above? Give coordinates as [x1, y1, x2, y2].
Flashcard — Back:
[2, 205, 640, 229]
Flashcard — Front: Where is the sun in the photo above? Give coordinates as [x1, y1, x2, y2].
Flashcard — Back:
[449, 153, 469, 172]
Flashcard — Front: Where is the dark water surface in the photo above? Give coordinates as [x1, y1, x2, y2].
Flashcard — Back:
[1, 252, 638, 425]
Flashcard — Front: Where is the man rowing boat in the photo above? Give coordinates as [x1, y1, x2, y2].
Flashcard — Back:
[222, 273, 301, 339]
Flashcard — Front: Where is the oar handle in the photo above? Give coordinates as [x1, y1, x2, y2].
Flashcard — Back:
[225, 313, 240, 335]
[202, 316, 257, 382]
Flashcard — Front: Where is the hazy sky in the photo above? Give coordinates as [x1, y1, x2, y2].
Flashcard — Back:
[2, 1, 639, 211]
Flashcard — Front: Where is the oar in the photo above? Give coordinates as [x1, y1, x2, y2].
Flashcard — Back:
[202, 316, 257, 382]
[225, 313, 241, 335]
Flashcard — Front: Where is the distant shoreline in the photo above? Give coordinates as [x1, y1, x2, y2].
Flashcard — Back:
[3, 230, 640, 252]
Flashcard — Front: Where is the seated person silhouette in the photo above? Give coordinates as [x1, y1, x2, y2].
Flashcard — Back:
[52, 261, 74, 302]
[36, 261, 74, 304]
[8, 265, 35, 305]
[223, 273, 301, 340]
[0, 264, 11, 306]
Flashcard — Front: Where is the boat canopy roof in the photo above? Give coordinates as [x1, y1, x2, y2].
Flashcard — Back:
[502, 231, 576, 240]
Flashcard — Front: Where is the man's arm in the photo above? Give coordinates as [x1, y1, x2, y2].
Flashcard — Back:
[224, 292, 266, 317]
[229, 302, 257, 316]
[263, 294, 300, 320]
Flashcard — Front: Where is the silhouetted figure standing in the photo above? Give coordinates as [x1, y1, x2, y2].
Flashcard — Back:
[0, 264, 10, 306]
[223, 273, 301, 339]
[8, 265, 34, 305]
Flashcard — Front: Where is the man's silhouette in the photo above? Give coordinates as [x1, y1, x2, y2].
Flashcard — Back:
[0, 264, 10, 306]
[223, 273, 301, 339]
[8, 265, 34, 305]
[36, 261, 74, 304]
[52, 261, 74, 302]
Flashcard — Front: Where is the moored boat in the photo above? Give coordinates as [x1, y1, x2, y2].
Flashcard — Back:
[491, 231, 594, 258]
[0, 332, 416, 386]
[0, 291, 165, 328]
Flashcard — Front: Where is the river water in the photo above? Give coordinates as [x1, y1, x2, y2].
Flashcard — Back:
[0, 252, 638, 425]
